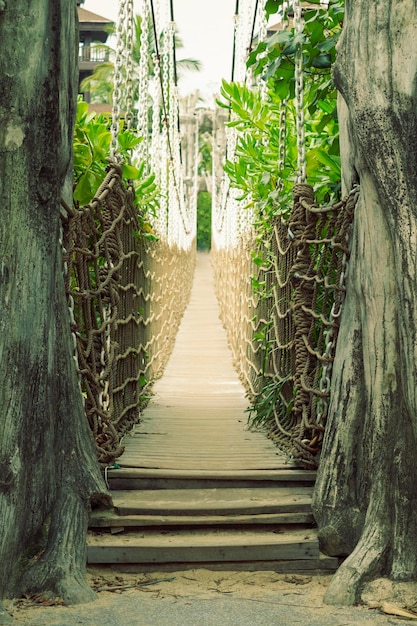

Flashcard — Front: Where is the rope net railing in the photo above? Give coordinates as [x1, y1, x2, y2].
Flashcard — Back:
[62, 164, 195, 465]
[212, 0, 356, 467]
[213, 184, 357, 467]
[63, 0, 197, 465]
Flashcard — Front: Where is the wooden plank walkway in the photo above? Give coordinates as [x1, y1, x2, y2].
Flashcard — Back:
[88, 253, 338, 570]
[118, 252, 292, 472]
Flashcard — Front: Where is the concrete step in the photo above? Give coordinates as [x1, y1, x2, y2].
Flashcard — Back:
[87, 527, 321, 565]
[106, 467, 316, 491]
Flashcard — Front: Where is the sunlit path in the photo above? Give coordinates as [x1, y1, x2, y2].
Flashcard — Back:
[119, 252, 289, 471]
[89, 253, 325, 569]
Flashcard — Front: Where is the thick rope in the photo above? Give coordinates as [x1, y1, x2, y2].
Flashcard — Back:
[62, 164, 195, 465]
[213, 184, 358, 467]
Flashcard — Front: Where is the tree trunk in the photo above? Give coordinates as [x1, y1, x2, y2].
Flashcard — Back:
[312, 0, 417, 605]
[0, 0, 108, 610]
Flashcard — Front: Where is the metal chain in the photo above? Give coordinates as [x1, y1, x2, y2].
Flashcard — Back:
[169, 20, 192, 240]
[124, 0, 135, 131]
[278, 100, 287, 174]
[150, 47, 167, 238]
[293, 0, 307, 184]
[99, 303, 111, 414]
[256, 1, 269, 100]
[111, 0, 127, 159]
[137, 0, 150, 162]
[282, 0, 290, 29]
[274, 2, 291, 189]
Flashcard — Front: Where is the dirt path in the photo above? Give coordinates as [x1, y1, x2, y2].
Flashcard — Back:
[4, 567, 410, 625]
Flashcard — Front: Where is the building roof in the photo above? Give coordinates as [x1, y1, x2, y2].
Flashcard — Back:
[78, 7, 113, 24]
[88, 102, 113, 115]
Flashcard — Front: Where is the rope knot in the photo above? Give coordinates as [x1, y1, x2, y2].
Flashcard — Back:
[292, 183, 315, 205]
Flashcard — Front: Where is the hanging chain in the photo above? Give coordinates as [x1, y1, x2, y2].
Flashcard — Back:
[137, 0, 150, 162]
[167, 20, 192, 240]
[124, 0, 134, 131]
[274, 2, 290, 192]
[152, 50, 169, 238]
[99, 304, 111, 415]
[111, 0, 127, 159]
[256, 0, 269, 100]
[293, 0, 306, 184]
[277, 100, 287, 190]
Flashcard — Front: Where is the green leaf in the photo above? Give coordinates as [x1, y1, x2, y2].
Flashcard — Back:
[265, 0, 281, 15]
[311, 53, 332, 69]
[122, 163, 140, 180]
[73, 170, 98, 205]
[317, 99, 336, 114]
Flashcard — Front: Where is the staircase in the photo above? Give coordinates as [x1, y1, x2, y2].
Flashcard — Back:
[87, 467, 338, 571]
[87, 254, 338, 571]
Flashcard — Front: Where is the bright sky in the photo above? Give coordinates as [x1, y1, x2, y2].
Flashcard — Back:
[83, 0, 237, 105]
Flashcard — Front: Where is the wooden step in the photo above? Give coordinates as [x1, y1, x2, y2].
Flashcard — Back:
[106, 467, 316, 491]
[87, 527, 319, 565]
[90, 509, 314, 528]
[107, 487, 312, 517]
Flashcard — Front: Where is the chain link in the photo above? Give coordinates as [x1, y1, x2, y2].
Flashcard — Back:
[111, 0, 128, 159]
[256, 1, 269, 100]
[293, 0, 306, 184]
[276, 3, 290, 192]
[99, 303, 111, 414]
[137, 0, 150, 162]
[124, 0, 134, 131]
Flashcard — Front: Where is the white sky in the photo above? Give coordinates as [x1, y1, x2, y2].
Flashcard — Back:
[83, 0, 237, 105]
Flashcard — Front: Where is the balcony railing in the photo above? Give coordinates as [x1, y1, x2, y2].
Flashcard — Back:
[79, 45, 110, 64]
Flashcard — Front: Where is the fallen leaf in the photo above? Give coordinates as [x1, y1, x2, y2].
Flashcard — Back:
[283, 575, 312, 585]
[24, 594, 66, 607]
[381, 601, 417, 619]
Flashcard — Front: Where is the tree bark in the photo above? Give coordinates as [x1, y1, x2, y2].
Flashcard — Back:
[312, 0, 417, 605]
[0, 0, 108, 609]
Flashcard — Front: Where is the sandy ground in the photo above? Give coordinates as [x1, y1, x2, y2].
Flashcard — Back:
[3, 567, 416, 625]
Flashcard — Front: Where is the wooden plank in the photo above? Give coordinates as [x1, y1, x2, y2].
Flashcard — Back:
[87, 529, 319, 563]
[97, 553, 339, 573]
[89, 510, 315, 528]
[111, 487, 312, 516]
[107, 467, 316, 491]
[118, 462, 291, 471]
[107, 468, 312, 480]
[112, 253, 291, 474]
[109, 478, 315, 491]
[100, 255, 320, 568]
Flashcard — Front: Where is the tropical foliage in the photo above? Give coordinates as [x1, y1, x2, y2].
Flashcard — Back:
[218, 0, 345, 428]
[219, 0, 344, 230]
[196, 191, 212, 250]
[73, 99, 158, 236]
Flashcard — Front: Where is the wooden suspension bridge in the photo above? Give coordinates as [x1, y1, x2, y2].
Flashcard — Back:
[88, 253, 339, 572]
